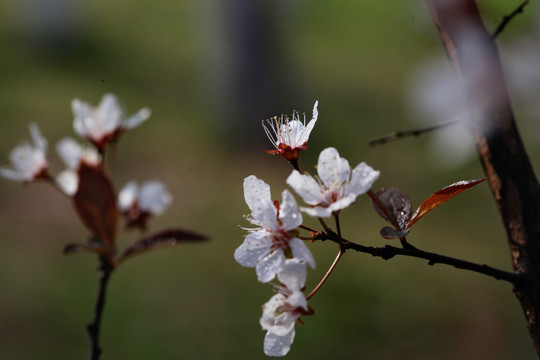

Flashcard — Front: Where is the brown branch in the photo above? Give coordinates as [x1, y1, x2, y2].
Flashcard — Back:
[368, 119, 460, 147]
[426, 0, 540, 355]
[492, 0, 530, 38]
[87, 258, 113, 360]
[317, 231, 518, 284]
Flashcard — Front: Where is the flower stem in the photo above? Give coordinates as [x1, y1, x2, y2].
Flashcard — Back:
[334, 213, 342, 237]
[299, 224, 319, 233]
[306, 249, 344, 300]
[318, 218, 330, 233]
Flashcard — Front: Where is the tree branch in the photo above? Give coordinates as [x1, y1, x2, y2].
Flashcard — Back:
[87, 258, 113, 360]
[368, 119, 460, 147]
[426, 0, 540, 355]
[492, 0, 530, 38]
[317, 230, 518, 284]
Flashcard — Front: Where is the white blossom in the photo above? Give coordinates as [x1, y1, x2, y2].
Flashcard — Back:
[234, 175, 315, 283]
[287, 147, 379, 218]
[118, 180, 173, 218]
[55, 137, 101, 195]
[262, 101, 319, 163]
[260, 259, 310, 357]
[0, 123, 48, 182]
[72, 93, 150, 149]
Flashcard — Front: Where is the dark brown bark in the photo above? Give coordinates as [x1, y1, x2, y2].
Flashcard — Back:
[426, 0, 540, 356]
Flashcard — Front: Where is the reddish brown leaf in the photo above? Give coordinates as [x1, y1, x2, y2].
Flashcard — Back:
[371, 187, 412, 230]
[379, 226, 411, 239]
[73, 162, 118, 247]
[117, 228, 208, 263]
[406, 179, 485, 229]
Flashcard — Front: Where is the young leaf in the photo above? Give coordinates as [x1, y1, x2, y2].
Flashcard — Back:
[406, 179, 485, 229]
[379, 226, 411, 239]
[371, 187, 412, 230]
[117, 228, 208, 263]
[73, 162, 118, 247]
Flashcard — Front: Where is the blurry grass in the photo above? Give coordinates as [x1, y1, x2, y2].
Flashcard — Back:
[0, 0, 538, 359]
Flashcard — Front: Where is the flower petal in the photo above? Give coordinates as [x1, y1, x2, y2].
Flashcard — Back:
[263, 328, 295, 357]
[300, 205, 333, 218]
[29, 123, 47, 154]
[297, 100, 318, 145]
[347, 162, 380, 197]
[277, 257, 307, 289]
[123, 107, 151, 130]
[286, 171, 324, 205]
[139, 180, 173, 215]
[279, 190, 302, 231]
[317, 147, 350, 188]
[244, 175, 272, 213]
[97, 93, 122, 134]
[288, 238, 315, 269]
[256, 248, 286, 283]
[327, 194, 357, 213]
[56, 137, 84, 169]
[56, 169, 79, 196]
[234, 230, 273, 268]
[118, 181, 138, 211]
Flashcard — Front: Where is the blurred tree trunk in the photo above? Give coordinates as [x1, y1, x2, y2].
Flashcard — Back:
[426, 0, 540, 357]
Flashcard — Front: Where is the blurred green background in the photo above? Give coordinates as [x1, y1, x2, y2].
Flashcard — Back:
[0, 0, 539, 359]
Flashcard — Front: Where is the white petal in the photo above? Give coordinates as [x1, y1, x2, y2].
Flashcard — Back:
[297, 100, 318, 145]
[264, 328, 296, 357]
[71, 99, 93, 137]
[234, 231, 273, 268]
[139, 180, 173, 215]
[288, 238, 315, 269]
[0, 167, 26, 181]
[347, 162, 380, 197]
[118, 181, 138, 210]
[29, 123, 47, 154]
[286, 171, 324, 205]
[122, 107, 151, 130]
[56, 170, 78, 196]
[97, 93, 122, 133]
[300, 205, 333, 218]
[327, 194, 357, 213]
[279, 190, 302, 231]
[317, 147, 350, 188]
[251, 197, 278, 230]
[243, 175, 271, 213]
[56, 137, 83, 169]
[277, 258, 307, 289]
[256, 249, 286, 283]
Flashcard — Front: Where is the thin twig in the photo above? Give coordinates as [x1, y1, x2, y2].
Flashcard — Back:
[493, 0, 530, 38]
[306, 249, 344, 300]
[368, 119, 460, 147]
[87, 258, 113, 360]
[317, 231, 518, 284]
[334, 213, 342, 237]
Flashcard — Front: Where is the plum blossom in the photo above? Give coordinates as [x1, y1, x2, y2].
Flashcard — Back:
[287, 147, 379, 218]
[260, 258, 312, 357]
[118, 180, 173, 230]
[0, 123, 48, 182]
[263, 101, 319, 166]
[72, 93, 151, 151]
[234, 175, 315, 283]
[55, 137, 101, 195]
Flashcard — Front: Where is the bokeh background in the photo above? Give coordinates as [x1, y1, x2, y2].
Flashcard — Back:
[1, 0, 539, 359]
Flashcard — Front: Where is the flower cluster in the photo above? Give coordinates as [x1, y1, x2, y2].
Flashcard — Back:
[235, 101, 380, 357]
[1, 93, 170, 232]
